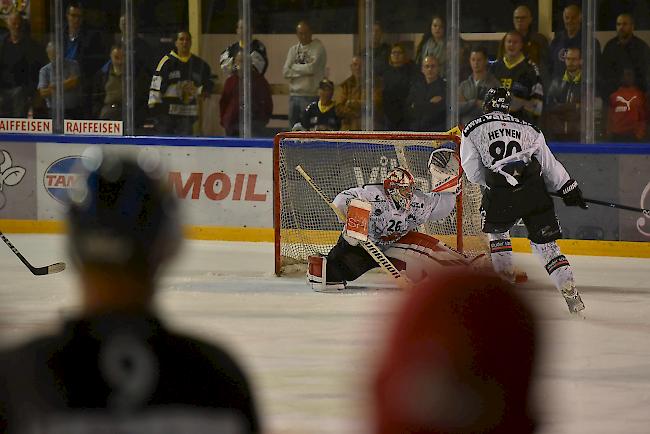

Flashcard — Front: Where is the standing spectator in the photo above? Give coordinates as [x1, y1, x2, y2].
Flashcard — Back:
[491, 31, 544, 124]
[372, 269, 538, 434]
[282, 20, 327, 130]
[62, 2, 107, 117]
[406, 55, 447, 132]
[370, 21, 391, 77]
[382, 43, 417, 130]
[458, 47, 500, 126]
[0, 10, 47, 117]
[148, 30, 214, 136]
[335, 55, 382, 131]
[300, 78, 340, 131]
[115, 14, 154, 127]
[497, 5, 550, 86]
[0, 152, 261, 433]
[600, 13, 650, 102]
[38, 40, 81, 119]
[415, 15, 446, 74]
[220, 51, 273, 137]
[607, 68, 646, 142]
[545, 47, 582, 141]
[549, 4, 601, 80]
[219, 18, 268, 77]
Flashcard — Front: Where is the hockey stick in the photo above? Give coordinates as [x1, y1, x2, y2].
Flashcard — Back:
[550, 193, 650, 217]
[295, 165, 411, 289]
[0, 230, 66, 275]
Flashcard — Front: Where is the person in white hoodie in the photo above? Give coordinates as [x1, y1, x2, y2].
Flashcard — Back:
[282, 20, 327, 129]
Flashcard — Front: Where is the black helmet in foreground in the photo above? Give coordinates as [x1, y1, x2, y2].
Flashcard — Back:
[67, 148, 181, 278]
[483, 87, 512, 114]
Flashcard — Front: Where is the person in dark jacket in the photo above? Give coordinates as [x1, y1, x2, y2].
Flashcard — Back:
[407, 55, 447, 131]
[545, 47, 582, 141]
[382, 43, 417, 130]
[220, 52, 273, 136]
[300, 78, 340, 131]
[0, 152, 261, 434]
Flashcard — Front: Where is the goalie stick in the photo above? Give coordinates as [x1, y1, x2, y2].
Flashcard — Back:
[550, 193, 650, 217]
[295, 165, 411, 289]
[0, 230, 66, 276]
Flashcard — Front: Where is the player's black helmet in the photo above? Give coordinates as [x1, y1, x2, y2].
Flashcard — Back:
[67, 149, 181, 277]
[483, 87, 512, 114]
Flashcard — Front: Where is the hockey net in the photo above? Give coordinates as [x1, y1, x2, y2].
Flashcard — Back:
[274, 131, 488, 275]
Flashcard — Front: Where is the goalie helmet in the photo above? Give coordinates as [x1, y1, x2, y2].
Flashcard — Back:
[67, 149, 181, 277]
[384, 167, 415, 211]
[483, 87, 512, 114]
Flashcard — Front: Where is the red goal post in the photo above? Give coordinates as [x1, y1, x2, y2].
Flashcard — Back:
[273, 130, 487, 276]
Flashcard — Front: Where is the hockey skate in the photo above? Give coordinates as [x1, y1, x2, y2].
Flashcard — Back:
[561, 283, 585, 314]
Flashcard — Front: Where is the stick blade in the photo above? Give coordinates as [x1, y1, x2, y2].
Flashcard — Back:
[47, 262, 66, 274]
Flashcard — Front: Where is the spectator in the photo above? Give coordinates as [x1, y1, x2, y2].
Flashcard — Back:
[282, 20, 327, 130]
[382, 43, 417, 130]
[415, 15, 446, 74]
[115, 14, 154, 127]
[37, 40, 82, 119]
[0, 10, 47, 118]
[334, 55, 381, 131]
[372, 269, 538, 434]
[92, 44, 130, 121]
[607, 68, 646, 142]
[299, 78, 340, 131]
[491, 31, 543, 124]
[600, 13, 650, 102]
[219, 18, 268, 77]
[406, 55, 447, 132]
[458, 47, 500, 126]
[370, 21, 391, 77]
[220, 51, 273, 137]
[0, 152, 261, 433]
[62, 2, 107, 117]
[497, 5, 550, 86]
[148, 30, 214, 136]
[545, 47, 582, 141]
[549, 4, 601, 80]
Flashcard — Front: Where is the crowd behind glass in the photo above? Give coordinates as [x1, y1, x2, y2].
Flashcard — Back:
[0, 1, 648, 142]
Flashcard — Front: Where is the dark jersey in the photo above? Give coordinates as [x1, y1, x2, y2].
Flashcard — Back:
[490, 56, 543, 124]
[0, 314, 259, 434]
[302, 100, 341, 131]
[148, 51, 214, 119]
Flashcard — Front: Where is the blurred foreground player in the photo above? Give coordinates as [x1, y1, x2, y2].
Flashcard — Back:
[460, 87, 587, 314]
[308, 161, 466, 291]
[0, 152, 260, 433]
[373, 269, 538, 434]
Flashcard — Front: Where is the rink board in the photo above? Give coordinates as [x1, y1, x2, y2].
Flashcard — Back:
[0, 135, 648, 257]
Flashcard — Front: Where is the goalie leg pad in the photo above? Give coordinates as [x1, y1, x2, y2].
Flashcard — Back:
[385, 232, 467, 282]
[307, 255, 346, 292]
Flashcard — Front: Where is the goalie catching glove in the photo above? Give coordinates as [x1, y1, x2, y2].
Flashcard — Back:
[428, 148, 461, 195]
[558, 179, 588, 209]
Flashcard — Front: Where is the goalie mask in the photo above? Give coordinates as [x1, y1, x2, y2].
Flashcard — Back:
[384, 167, 415, 211]
[483, 87, 512, 114]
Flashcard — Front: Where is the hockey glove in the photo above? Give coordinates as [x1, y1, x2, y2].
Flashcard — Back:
[558, 179, 588, 209]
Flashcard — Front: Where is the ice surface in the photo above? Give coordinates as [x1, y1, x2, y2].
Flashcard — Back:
[1, 234, 650, 434]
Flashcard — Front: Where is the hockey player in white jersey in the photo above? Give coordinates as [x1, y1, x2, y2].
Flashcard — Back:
[307, 165, 462, 291]
[460, 87, 588, 314]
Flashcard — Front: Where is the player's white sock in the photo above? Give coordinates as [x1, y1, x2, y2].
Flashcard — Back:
[530, 241, 585, 313]
[487, 232, 515, 282]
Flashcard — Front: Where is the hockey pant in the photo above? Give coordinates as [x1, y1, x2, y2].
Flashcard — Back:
[488, 232, 575, 292]
[320, 232, 467, 285]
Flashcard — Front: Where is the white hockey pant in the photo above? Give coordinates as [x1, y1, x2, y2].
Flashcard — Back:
[530, 240, 576, 295]
[307, 255, 346, 291]
[487, 232, 515, 281]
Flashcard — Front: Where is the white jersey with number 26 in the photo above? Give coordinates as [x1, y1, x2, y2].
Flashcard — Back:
[332, 184, 455, 247]
[460, 112, 570, 190]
